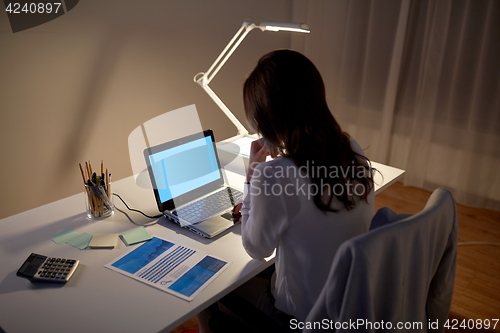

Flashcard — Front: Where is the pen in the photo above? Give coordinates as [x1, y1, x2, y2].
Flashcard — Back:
[80, 163, 94, 215]
[92, 182, 113, 210]
[87, 179, 97, 215]
[106, 169, 109, 199]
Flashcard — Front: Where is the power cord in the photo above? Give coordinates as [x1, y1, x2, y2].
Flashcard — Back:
[112, 192, 500, 244]
[113, 193, 163, 219]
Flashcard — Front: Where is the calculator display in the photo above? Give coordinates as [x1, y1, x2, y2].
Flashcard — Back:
[25, 256, 45, 276]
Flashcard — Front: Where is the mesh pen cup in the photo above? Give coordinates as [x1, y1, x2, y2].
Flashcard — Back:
[84, 182, 114, 219]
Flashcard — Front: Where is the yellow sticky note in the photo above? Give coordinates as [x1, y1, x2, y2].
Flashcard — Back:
[89, 234, 119, 249]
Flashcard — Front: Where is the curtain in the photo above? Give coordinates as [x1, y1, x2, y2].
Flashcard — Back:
[291, 0, 500, 210]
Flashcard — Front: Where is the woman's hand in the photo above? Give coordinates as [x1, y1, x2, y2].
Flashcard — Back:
[232, 198, 243, 223]
[246, 138, 270, 183]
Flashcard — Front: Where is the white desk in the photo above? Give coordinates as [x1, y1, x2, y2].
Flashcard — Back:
[0, 165, 403, 333]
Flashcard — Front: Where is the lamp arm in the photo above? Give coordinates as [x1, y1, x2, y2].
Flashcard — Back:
[194, 20, 309, 141]
[202, 85, 248, 137]
[203, 21, 256, 85]
[195, 21, 256, 138]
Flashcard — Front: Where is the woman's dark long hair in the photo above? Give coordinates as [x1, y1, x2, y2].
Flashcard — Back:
[243, 49, 373, 212]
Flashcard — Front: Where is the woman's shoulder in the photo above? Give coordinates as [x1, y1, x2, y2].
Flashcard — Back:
[349, 137, 365, 157]
[257, 156, 296, 169]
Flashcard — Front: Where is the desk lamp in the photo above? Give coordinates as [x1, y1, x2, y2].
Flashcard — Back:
[194, 20, 310, 144]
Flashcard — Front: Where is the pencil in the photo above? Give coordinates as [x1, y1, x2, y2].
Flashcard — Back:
[79, 164, 86, 185]
[101, 160, 103, 175]
[85, 161, 91, 181]
[86, 179, 96, 216]
[89, 160, 93, 175]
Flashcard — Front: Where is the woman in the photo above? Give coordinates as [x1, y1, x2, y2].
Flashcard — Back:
[234, 49, 375, 323]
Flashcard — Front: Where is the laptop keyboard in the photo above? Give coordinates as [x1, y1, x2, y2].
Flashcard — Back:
[172, 188, 243, 224]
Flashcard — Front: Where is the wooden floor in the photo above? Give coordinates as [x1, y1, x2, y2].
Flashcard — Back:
[171, 182, 500, 333]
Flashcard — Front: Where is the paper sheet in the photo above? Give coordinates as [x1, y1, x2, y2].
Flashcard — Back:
[105, 236, 230, 301]
[66, 232, 93, 250]
[51, 229, 80, 245]
[121, 227, 152, 246]
[89, 234, 119, 248]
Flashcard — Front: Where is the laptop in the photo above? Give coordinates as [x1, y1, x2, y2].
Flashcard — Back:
[144, 129, 243, 238]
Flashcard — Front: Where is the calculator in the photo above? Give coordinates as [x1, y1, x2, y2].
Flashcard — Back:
[17, 253, 79, 283]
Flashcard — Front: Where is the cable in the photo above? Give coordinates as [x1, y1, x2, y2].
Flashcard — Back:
[113, 193, 163, 219]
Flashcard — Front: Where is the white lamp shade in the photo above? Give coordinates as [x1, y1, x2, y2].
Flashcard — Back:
[259, 21, 310, 33]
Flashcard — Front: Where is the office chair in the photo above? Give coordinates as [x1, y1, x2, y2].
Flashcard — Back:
[303, 188, 458, 332]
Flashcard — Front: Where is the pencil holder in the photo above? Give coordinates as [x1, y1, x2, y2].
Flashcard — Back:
[84, 182, 114, 219]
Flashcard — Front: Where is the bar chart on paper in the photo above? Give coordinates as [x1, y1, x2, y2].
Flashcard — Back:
[106, 237, 230, 301]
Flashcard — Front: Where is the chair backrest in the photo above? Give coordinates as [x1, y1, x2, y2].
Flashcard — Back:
[303, 188, 458, 332]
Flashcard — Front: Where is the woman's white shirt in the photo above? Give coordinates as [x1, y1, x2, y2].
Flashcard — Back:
[240, 139, 375, 321]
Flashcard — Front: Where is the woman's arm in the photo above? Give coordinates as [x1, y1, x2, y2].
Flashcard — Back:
[240, 162, 289, 259]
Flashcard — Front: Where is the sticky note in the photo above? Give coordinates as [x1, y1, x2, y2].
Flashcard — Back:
[121, 227, 152, 246]
[66, 232, 93, 250]
[89, 234, 119, 249]
[51, 229, 80, 245]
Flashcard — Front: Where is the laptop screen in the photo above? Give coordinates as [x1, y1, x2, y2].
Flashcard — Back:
[146, 132, 222, 205]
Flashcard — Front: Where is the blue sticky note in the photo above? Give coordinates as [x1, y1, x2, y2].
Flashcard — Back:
[66, 232, 93, 250]
[51, 229, 80, 245]
[121, 227, 152, 246]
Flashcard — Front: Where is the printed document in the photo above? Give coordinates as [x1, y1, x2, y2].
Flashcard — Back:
[105, 236, 230, 301]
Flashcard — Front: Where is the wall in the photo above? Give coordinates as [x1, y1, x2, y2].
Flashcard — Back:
[0, 0, 293, 219]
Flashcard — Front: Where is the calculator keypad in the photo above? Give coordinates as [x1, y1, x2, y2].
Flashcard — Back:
[34, 257, 79, 282]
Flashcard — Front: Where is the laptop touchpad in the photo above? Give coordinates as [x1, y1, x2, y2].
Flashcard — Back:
[194, 215, 234, 236]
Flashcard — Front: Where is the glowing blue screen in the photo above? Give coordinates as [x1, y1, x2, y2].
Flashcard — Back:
[149, 136, 220, 203]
